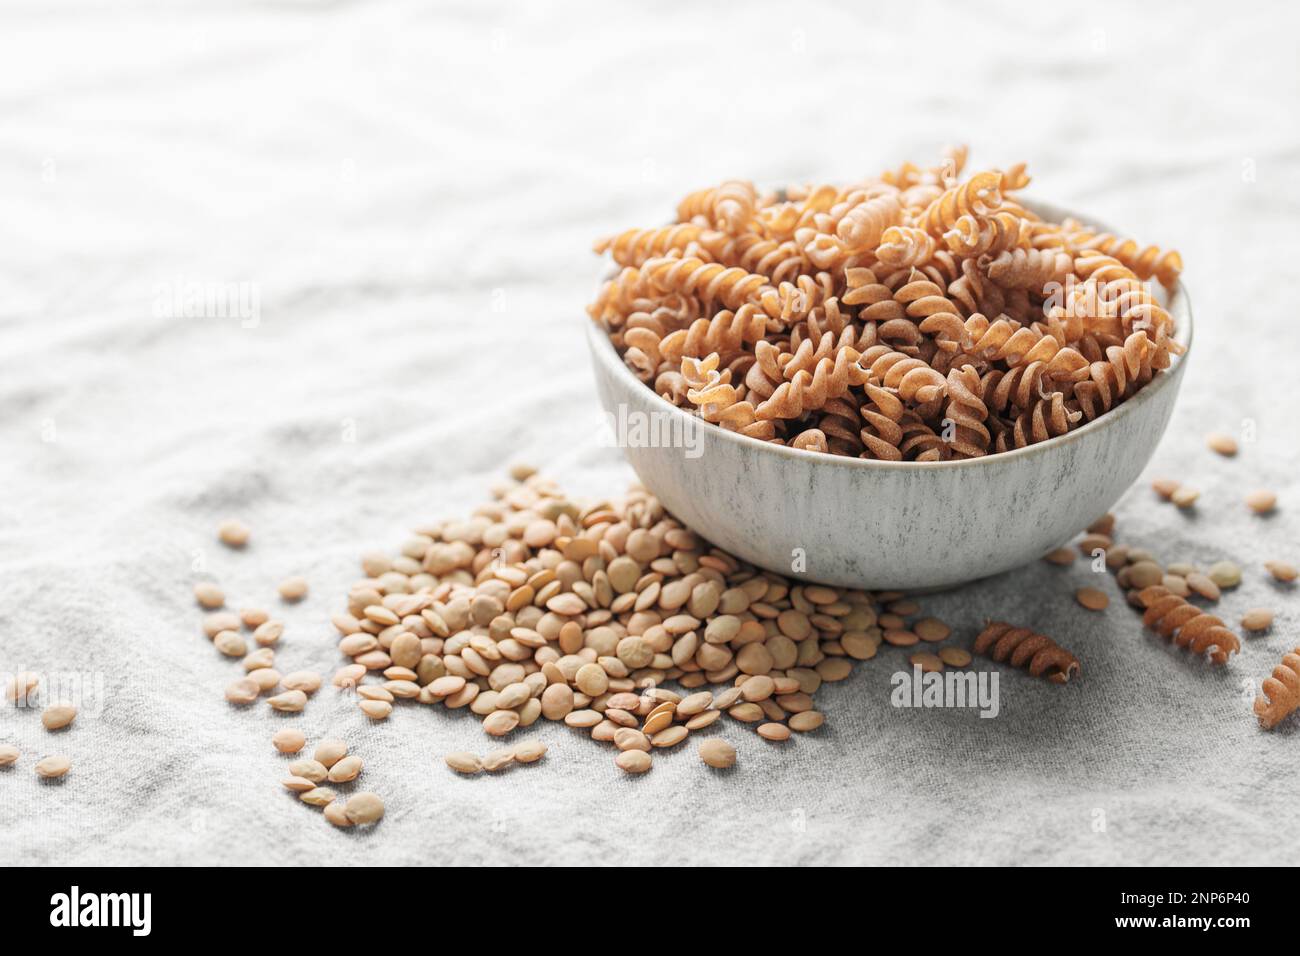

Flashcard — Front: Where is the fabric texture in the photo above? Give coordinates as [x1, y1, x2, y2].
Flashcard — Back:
[1, 0, 1297, 866]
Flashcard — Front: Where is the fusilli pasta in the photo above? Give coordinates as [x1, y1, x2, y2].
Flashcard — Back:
[589, 148, 1183, 460]
[1254, 648, 1300, 730]
[973, 621, 1081, 683]
[1132, 585, 1240, 664]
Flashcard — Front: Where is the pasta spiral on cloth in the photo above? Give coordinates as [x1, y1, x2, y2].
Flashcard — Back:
[589, 148, 1183, 460]
[1254, 648, 1300, 730]
[973, 621, 1081, 683]
[1132, 586, 1241, 664]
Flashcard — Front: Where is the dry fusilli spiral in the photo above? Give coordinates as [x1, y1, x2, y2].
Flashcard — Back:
[1132, 585, 1241, 664]
[1047, 221, 1183, 289]
[656, 304, 769, 364]
[974, 621, 1081, 683]
[1254, 648, 1300, 730]
[943, 365, 990, 458]
[677, 180, 758, 234]
[681, 353, 773, 441]
[919, 170, 1003, 239]
[875, 225, 936, 270]
[836, 192, 903, 251]
[594, 224, 710, 267]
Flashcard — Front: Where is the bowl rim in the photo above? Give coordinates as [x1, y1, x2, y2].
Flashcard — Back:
[587, 197, 1193, 471]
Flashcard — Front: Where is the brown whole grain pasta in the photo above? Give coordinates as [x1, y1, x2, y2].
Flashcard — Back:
[918, 170, 1004, 241]
[993, 392, 1081, 453]
[942, 365, 991, 458]
[986, 247, 1072, 290]
[973, 621, 1080, 683]
[836, 192, 903, 251]
[875, 225, 937, 269]
[1254, 648, 1300, 730]
[681, 353, 773, 441]
[677, 179, 758, 234]
[1047, 220, 1183, 289]
[589, 148, 1182, 460]
[1132, 585, 1240, 664]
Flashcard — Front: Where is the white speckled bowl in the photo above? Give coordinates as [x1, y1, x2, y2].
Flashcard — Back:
[587, 201, 1192, 589]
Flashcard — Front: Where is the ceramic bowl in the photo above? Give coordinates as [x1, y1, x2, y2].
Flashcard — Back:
[586, 200, 1192, 589]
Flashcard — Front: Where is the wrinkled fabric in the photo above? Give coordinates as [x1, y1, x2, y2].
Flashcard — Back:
[1, 0, 1297, 866]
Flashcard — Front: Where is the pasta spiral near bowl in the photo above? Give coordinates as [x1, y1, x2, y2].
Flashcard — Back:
[585, 148, 1192, 589]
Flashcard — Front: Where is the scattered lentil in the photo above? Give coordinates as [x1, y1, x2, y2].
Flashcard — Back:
[278, 576, 309, 602]
[289, 759, 327, 782]
[1241, 609, 1274, 631]
[194, 582, 225, 609]
[1264, 561, 1297, 583]
[1127, 561, 1165, 590]
[268, 690, 308, 712]
[788, 711, 825, 732]
[482, 747, 517, 772]
[937, 648, 972, 667]
[300, 787, 335, 807]
[685, 710, 722, 730]
[217, 519, 250, 548]
[35, 755, 71, 779]
[1151, 478, 1180, 499]
[908, 652, 944, 673]
[513, 739, 547, 763]
[41, 705, 77, 730]
[1208, 561, 1241, 588]
[1076, 588, 1109, 611]
[324, 801, 354, 828]
[314, 739, 347, 767]
[614, 728, 651, 752]
[883, 629, 919, 647]
[327, 755, 363, 783]
[281, 671, 322, 694]
[225, 679, 259, 705]
[240, 607, 269, 629]
[214, 631, 247, 657]
[615, 749, 652, 774]
[1185, 572, 1221, 601]
[1246, 490, 1277, 514]
[483, 710, 519, 736]
[698, 739, 736, 769]
[914, 618, 951, 642]
[6, 672, 39, 703]
[446, 752, 483, 774]
[651, 725, 689, 748]
[273, 728, 306, 754]
[1206, 432, 1238, 456]
[253, 620, 284, 646]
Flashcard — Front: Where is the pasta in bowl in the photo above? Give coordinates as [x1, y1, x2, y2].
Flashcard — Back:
[586, 154, 1190, 588]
